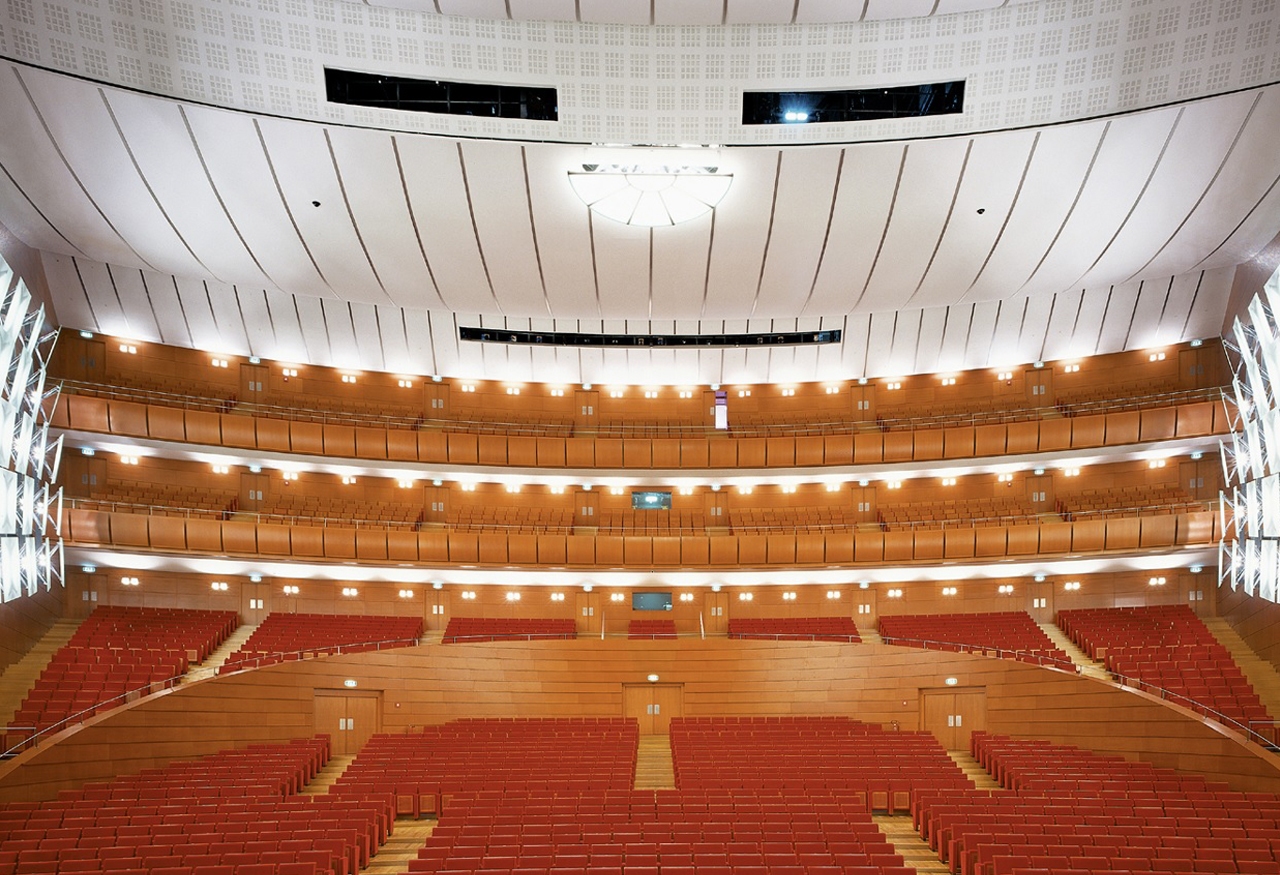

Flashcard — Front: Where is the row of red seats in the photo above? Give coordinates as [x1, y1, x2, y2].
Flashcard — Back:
[0, 737, 392, 875]
[913, 733, 1280, 875]
[218, 613, 423, 673]
[878, 611, 1067, 667]
[7, 607, 238, 748]
[441, 617, 576, 643]
[628, 620, 677, 640]
[331, 718, 638, 817]
[727, 617, 861, 642]
[1056, 605, 1273, 733]
[670, 716, 971, 814]
[410, 789, 913, 875]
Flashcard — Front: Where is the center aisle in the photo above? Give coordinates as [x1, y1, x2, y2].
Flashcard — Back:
[634, 735, 676, 789]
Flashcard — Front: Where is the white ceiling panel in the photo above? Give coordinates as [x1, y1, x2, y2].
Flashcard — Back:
[864, 310, 897, 379]
[292, 295, 334, 367]
[1040, 288, 1084, 363]
[1014, 292, 1054, 364]
[375, 306, 410, 376]
[100, 91, 270, 290]
[655, 0, 722, 25]
[326, 129, 442, 311]
[1095, 280, 1143, 353]
[177, 106, 325, 298]
[349, 302, 387, 372]
[1186, 268, 1233, 341]
[206, 281, 253, 357]
[914, 306, 947, 375]
[73, 259, 128, 339]
[508, 0, 578, 21]
[578, 0, 651, 24]
[840, 313, 868, 376]
[1158, 272, 1203, 343]
[427, 310, 462, 377]
[702, 150, 780, 320]
[254, 120, 386, 305]
[935, 306, 971, 374]
[962, 123, 1106, 304]
[171, 276, 222, 355]
[0, 156, 73, 258]
[262, 289, 310, 367]
[1082, 93, 1258, 289]
[963, 301, 1001, 371]
[1126, 278, 1174, 352]
[320, 299, 360, 372]
[107, 266, 162, 346]
[1023, 108, 1181, 297]
[804, 144, 902, 316]
[437, 0, 509, 18]
[987, 299, 1026, 372]
[856, 139, 971, 314]
[42, 254, 98, 332]
[935, 0, 1003, 12]
[754, 149, 843, 317]
[651, 215, 714, 322]
[398, 309, 434, 376]
[912, 130, 1038, 309]
[233, 285, 276, 360]
[460, 140, 551, 318]
[395, 136, 497, 316]
[1072, 286, 1112, 358]
[725, 0, 795, 24]
[525, 144, 603, 317]
[592, 227, 651, 319]
[887, 310, 921, 379]
[864, 0, 934, 20]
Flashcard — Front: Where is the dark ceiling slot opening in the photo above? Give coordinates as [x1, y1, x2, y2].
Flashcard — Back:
[743, 81, 965, 126]
[325, 68, 558, 121]
[459, 327, 842, 348]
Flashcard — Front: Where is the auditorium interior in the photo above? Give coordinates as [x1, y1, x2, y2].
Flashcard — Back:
[4, 0, 1280, 873]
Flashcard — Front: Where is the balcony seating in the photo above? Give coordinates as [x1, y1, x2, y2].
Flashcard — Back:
[878, 612, 1068, 667]
[1058, 484, 1202, 518]
[727, 617, 861, 642]
[628, 620, 677, 640]
[441, 618, 576, 643]
[8, 607, 237, 746]
[670, 716, 971, 814]
[218, 613, 422, 675]
[913, 733, 1280, 875]
[448, 505, 575, 533]
[878, 497, 1038, 530]
[0, 737, 389, 875]
[1057, 605, 1273, 733]
[729, 506, 860, 533]
[330, 718, 638, 817]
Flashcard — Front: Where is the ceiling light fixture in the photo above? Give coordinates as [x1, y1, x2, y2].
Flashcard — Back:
[568, 162, 733, 227]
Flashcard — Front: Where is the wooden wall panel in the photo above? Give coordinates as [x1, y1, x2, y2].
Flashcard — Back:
[853, 433, 882, 464]
[974, 526, 1007, 557]
[823, 435, 853, 465]
[418, 431, 449, 463]
[291, 525, 325, 557]
[322, 424, 355, 457]
[595, 439, 624, 467]
[65, 509, 108, 544]
[765, 437, 794, 467]
[185, 519, 222, 552]
[1139, 515, 1177, 548]
[106, 400, 148, 437]
[1105, 411, 1140, 445]
[1038, 419, 1071, 452]
[1105, 517, 1141, 551]
[681, 536, 709, 565]
[1139, 407, 1177, 442]
[256, 524, 291, 555]
[566, 535, 595, 565]
[738, 534, 766, 565]
[913, 529, 944, 560]
[1005, 421, 1039, 454]
[108, 513, 149, 548]
[146, 405, 186, 442]
[709, 536, 738, 566]
[448, 532, 479, 563]
[222, 521, 257, 554]
[1177, 512, 1215, 545]
[596, 535, 624, 566]
[1219, 583, 1280, 672]
[738, 438, 766, 468]
[507, 436, 537, 467]
[707, 440, 737, 468]
[680, 440, 709, 468]
[1005, 525, 1038, 555]
[67, 395, 109, 432]
[623, 536, 652, 566]
[146, 516, 186, 551]
[794, 436, 824, 467]
[825, 532, 853, 563]
[478, 434, 508, 465]
[538, 534, 567, 564]
[766, 534, 795, 564]
[290, 422, 324, 455]
[973, 424, 1006, 457]
[5, 639, 1279, 804]
[944, 528, 975, 559]
[912, 430, 943, 461]
[1070, 414, 1106, 449]
[386, 430, 418, 461]
[882, 432, 912, 462]
[220, 415, 256, 449]
[622, 439, 651, 468]
[1039, 523, 1072, 555]
[256, 418, 291, 452]
[184, 411, 221, 446]
[355, 427, 388, 460]
[1176, 402, 1214, 437]
[795, 533, 825, 564]
[652, 536, 680, 566]
[883, 531, 913, 561]
[508, 533, 538, 564]
[536, 437, 566, 467]
[355, 529, 388, 561]
[942, 427, 974, 459]
[322, 527, 355, 559]
[446, 433, 478, 464]
[651, 439, 680, 468]
[418, 531, 449, 562]
[1072, 520, 1106, 553]
[0, 581, 64, 674]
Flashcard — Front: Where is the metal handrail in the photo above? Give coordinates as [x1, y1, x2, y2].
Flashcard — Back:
[728, 632, 861, 642]
[879, 634, 1278, 748]
[1, 634, 422, 758]
[57, 379, 1228, 440]
[64, 498, 421, 530]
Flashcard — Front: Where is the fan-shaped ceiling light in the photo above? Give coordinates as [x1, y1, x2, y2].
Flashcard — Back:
[568, 164, 733, 227]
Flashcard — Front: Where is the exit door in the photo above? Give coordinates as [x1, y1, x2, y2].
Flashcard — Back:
[575, 390, 599, 430]
[703, 590, 728, 634]
[920, 687, 986, 750]
[240, 364, 268, 400]
[623, 683, 683, 735]
[240, 473, 268, 510]
[576, 590, 600, 635]
[314, 691, 381, 755]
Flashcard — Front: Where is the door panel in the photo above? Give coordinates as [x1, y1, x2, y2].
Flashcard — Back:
[953, 689, 987, 751]
[576, 591, 600, 635]
[623, 684, 654, 734]
[575, 390, 599, 428]
[314, 693, 346, 750]
[920, 690, 956, 749]
[346, 694, 380, 754]
[652, 684, 683, 735]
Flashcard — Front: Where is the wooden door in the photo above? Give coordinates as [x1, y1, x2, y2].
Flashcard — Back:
[704, 491, 727, 529]
[575, 488, 599, 527]
[425, 382, 447, 418]
[315, 691, 381, 755]
[853, 385, 875, 422]
[576, 590, 600, 635]
[425, 485, 447, 524]
[240, 473, 267, 510]
[1025, 368, 1053, 405]
[953, 689, 987, 750]
[240, 364, 268, 400]
[74, 339, 105, 381]
[575, 390, 599, 430]
[623, 683, 683, 735]
[703, 591, 728, 635]
[920, 688, 986, 750]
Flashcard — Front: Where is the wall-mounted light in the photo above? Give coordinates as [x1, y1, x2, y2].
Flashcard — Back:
[941, 478, 956, 487]
[119, 455, 139, 465]
[550, 592, 566, 602]
[1148, 351, 1166, 362]
[940, 377, 956, 386]
[1148, 576, 1167, 587]
[341, 374, 358, 384]
[212, 464, 230, 474]
[398, 378, 413, 388]
[120, 576, 140, 587]
[341, 587, 358, 597]
[885, 381, 902, 390]
[1063, 581, 1081, 591]
[460, 384, 476, 393]
[782, 592, 796, 601]
[460, 591, 477, 600]
[1063, 363, 1080, 373]
[678, 389, 693, 399]
[886, 589, 903, 598]
[941, 587, 957, 596]
[505, 386, 521, 395]
[282, 367, 298, 377]
[283, 585, 300, 595]
[505, 591, 521, 602]
[211, 357, 229, 368]
[826, 590, 841, 600]
[398, 589, 414, 598]
[118, 343, 137, 354]
[997, 585, 1014, 594]
[738, 592, 753, 601]
[644, 389, 659, 399]
[211, 581, 229, 591]
[341, 475, 357, 485]
[610, 592, 626, 602]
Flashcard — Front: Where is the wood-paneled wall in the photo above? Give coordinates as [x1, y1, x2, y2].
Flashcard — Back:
[0, 584, 66, 673]
[1, 637, 1275, 804]
[1219, 581, 1280, 672]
